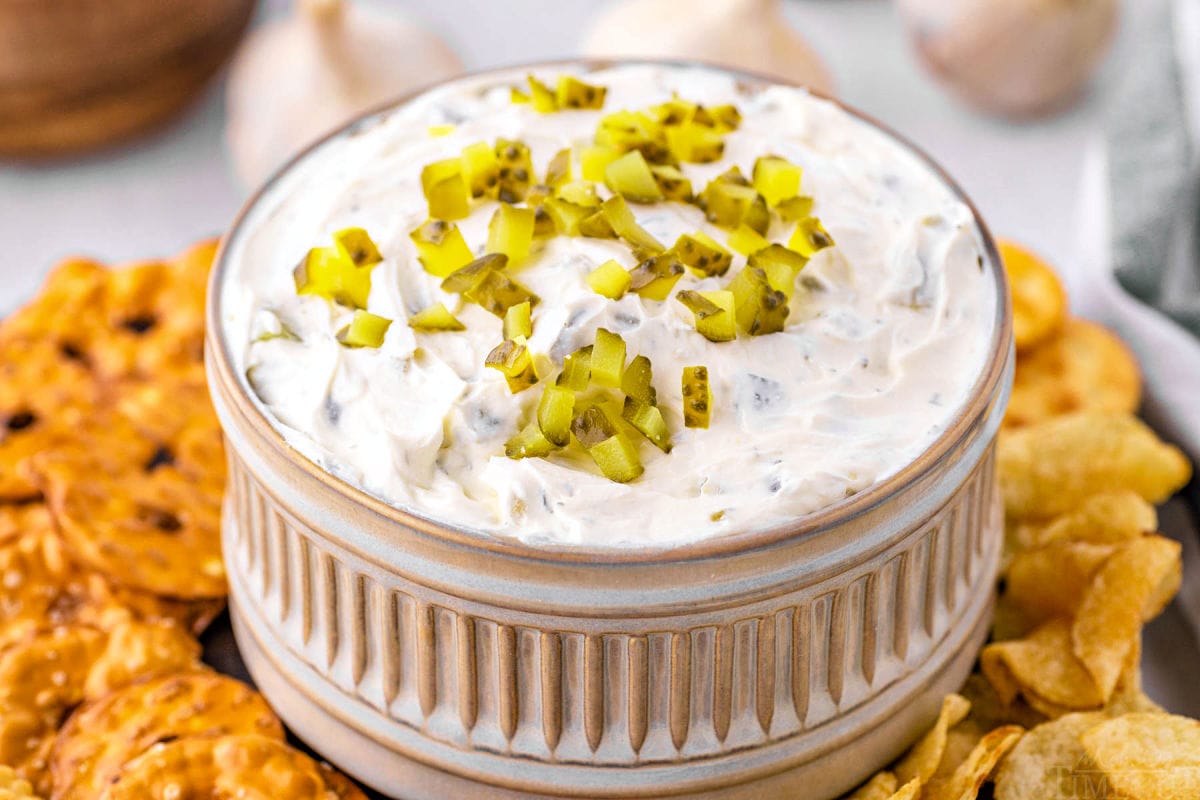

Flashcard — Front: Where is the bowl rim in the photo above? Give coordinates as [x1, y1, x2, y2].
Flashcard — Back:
[207, 57, 1012, 566]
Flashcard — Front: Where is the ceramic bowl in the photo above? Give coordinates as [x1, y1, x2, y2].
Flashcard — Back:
[206, 60, 1013, 800]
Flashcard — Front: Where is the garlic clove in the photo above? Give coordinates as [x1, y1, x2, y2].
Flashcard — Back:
[225, 0, 464, 190]
[580, 0, 834, 96]
[897, 0, 1118, 118]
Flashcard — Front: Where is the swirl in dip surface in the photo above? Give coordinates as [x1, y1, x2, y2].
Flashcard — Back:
[224, 63, 998, 547]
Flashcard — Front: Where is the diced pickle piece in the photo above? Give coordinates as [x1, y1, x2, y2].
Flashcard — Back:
[441, 253, 507, 294]
[628, 253, 684, 301]
[587, 432, 644, 482]
[336, 310, 392, 348]
[727, 224, 771, 256]
[428, 124, 456, 137]
[537, 384, 575, 446]
[748, 244, 808, 300]
[682, 365, 712, 428]
[420, 158, 470, 220]
[465, 270, 539, 318]
[776, 195, 815, 223]
[510, 87, 531, 104]
[604, 150, 664, 203]
[503, 301, 532, 340]
[495, 139, 534, 203]
[752, 155, 803, 207]
[334, 227, 383, 267]
[601, 195, 664, 254]
[486, 205, 536, 263]
[544, 148, 572, 188]
[543, 198, 593, 236]
[705, 104, 742, 132]
[461, 141, 501, 199]
[581, 145, 623, 182]
[531, 206, 555, 239]
[591, 328, 626, 387]
[665, 123, 725, 163]
[409, 220, 474, 278]
[586, 259, 632, 300]
[577, 209, 617, 239]
[485, 339, 538, 393]
[555, 75, 607, 109]
[408, 302, 466, 332]
[620, 354, 656, 405]
[728, 266, 790, 335]
[595, 111, 664, 159]
[527, 74, 558, 112]
[556, 180, 602, 207]
[293, 246, 371, 309]
[788, 217, 836, 257]
[697, 172, 769, 233]
[652, 96, 698, 126]
[672, 232, 733, 277]
[556, 345, 592, 391]
[650, 165, 693, 202]
[505, 421, 556, 459]
[571, 404, 617, 448]
[622, 397, 671, 452]
[677, 290, 736, 342]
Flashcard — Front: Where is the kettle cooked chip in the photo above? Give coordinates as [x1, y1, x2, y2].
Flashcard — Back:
[1080, 713, 1200, 800]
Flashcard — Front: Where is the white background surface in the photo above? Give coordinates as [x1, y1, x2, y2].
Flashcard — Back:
[2, 0, 1198, 715]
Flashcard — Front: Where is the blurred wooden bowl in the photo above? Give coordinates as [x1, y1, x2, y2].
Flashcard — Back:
[0, 0, 256, 158]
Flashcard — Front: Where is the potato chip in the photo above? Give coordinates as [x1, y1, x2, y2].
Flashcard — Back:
[981, 618, 1103, 714]
[993, 712, 1107, 800]
[886, 779, 919, 800]
[999, 412, 1192, 520]
[999, 240, 1067, 352]
[51, 671, 284, 800]
[1072, 535, 1181, 700]
[103, 734, 367, 800]
[1001, 541, 1116, 635]
[843, 771, 898, 799]
[1010, 490, 1157, 553]
[1080, 713, 1200, 800]
[894, 694, 971, 785]
[0, 764, 39, 799]
[1004, 319, 1141, 430]
[922, 724, 1024, 800]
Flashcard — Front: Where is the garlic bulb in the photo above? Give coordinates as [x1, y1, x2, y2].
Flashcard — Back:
[225, 0, 464, 189]
[896, 0, 1118, 118]
[580, 0, 833, 96]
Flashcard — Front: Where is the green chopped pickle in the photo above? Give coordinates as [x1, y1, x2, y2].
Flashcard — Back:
[409, 220, 473, 277]
[537, 384, 575, 446]
[510, 87, 531, 104]
[682, 365, 712, 428]
[486, 204, 535, 263]
[672, 232, 733, 277]
[527, 74, 558, 112]
[505, 422, 556, 458]
[591, 328, 626, 387]
[495, 139, 533, 203]
[440, 253, 506, 293]
[749, 244, 808, 300]
[697, 169, 770, 234]
[677, 290, 736, 342]
[620, 354, 656, 405]
[622, 397, 671, 452]
[556, 345, 592, 391]
[586, 260, 632, 300]
[556, 181, 602, 207]
[776, 195, 815, 223]
[789, 216, 836, 257]
[532, 206, 556, 239]
[581, 145, 623, 182]
[333, 227, 382, 268]
[577, 208, 617, 240]
[650, 165, 693, 202]
[604, 150, 663, 203]
[485, 338, 538, 392]
[601, 196, 664, 254]
[336, 310, 392, 348]
[728, 266, 790, 335]
[570, 407, 643, 483]
[408, 302, 466, 332]
[665, 122, 725, 163]
[544, 148, 572, 188]
[293, 246, 372, 309]
[503, 301, 532, 340]
[461, 141, 500, 199]
[752, 155, 803, 207]
[543, 198, 593, 236]
[420, 158, 470, 220]
[628, 253, 684, 301]
[727, 224, 771, 257]
[555, 75, 607, 110]
[466, 270, 539, 318]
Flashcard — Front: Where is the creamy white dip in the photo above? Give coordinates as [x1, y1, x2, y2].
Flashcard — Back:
[222, 63, 998, 547]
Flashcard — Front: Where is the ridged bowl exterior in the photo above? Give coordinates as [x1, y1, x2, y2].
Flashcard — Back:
[207, 60, 1013, 800]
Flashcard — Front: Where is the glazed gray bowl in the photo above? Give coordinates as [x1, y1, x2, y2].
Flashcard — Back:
[206, 60, 1013, 800]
